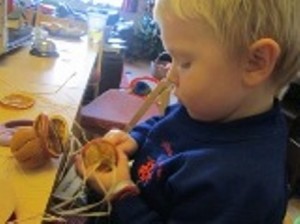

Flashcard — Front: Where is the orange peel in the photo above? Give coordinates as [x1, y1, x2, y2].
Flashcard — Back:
[10, 127, 50, 169]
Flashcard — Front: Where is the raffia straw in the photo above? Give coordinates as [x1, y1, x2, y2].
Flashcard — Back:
[7, 213, 66, 224]
[124, 78, 172, 132]
[50, 154, 116, 218]
[53, 208, 110, 217]
[72, 120, 90, 144]
[0, 63, 118, 218]
[52, 199, 109, 216]
[48, 79, 173, 218]
[54, 135, 82, 185]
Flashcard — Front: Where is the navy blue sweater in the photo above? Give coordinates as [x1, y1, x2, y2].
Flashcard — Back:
[111, 103, 288, 224]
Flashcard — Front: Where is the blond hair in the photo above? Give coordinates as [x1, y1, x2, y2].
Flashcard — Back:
[154, 0, 300, 88]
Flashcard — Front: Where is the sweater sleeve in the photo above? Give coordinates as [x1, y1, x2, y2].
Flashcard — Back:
[110, 103, 287, 223]
[109, 154, 190, 224]
[109, 153, 197, 223]
[111, 195, 165, 223]
[129, 116, 161, 147]
[130, 104, 178, 147]
[110, 149, 286, 224]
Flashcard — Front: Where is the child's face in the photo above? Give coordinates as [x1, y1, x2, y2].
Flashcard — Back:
[160, 17, 250, 122]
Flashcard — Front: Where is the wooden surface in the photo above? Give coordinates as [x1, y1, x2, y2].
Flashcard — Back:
[0, 37, 99, 223]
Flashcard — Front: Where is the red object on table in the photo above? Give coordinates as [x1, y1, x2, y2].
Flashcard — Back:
[80, 89, 161, 133]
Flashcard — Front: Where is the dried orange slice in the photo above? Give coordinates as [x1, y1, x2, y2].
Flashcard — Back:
[45, 115, 68, 158]
[33, 113, 50, 140]
[50, 115, 69, 144]
[0, 93, 35, 110]
[82, 139, 117, 172]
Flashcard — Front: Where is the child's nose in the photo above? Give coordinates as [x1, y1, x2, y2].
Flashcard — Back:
[166, 64, 179, 85]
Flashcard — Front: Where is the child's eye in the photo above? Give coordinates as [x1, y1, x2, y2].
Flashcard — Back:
[180, 62, 191, 69]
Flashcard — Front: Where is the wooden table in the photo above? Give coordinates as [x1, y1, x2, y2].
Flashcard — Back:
[0, 37, 99, 223]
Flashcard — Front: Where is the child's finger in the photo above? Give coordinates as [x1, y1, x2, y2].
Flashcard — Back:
[74, 154, 85, 179]
[102, 129, 127, 145]
[74, 154, 108, 193]
[115, 140, 137, 155]
[117, 151, 130, 166]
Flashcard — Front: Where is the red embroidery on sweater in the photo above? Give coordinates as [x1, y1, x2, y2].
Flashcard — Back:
[138, 158, 155, 183]
[161, 141, 173, 156]
[137, 141, 173, 184]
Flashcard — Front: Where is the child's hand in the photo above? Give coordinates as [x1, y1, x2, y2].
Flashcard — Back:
[74, 150, 138, 200]
[102, 129, 138, 157]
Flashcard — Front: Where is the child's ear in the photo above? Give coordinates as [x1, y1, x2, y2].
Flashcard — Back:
[243, 38, 281, 87]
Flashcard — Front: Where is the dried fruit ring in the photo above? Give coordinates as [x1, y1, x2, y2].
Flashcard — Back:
[46, 115, 68, 158]
[0, 93, 35, 110]
[33, 113, 69, 158]
[50, 115, 68, 144]
[81, 138, 117, 172]
[33, 113, 50, 141]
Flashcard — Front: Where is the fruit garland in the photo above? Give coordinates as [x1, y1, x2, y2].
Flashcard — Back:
[6, 78, 173, 222]
[10, 113, 68, 169]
